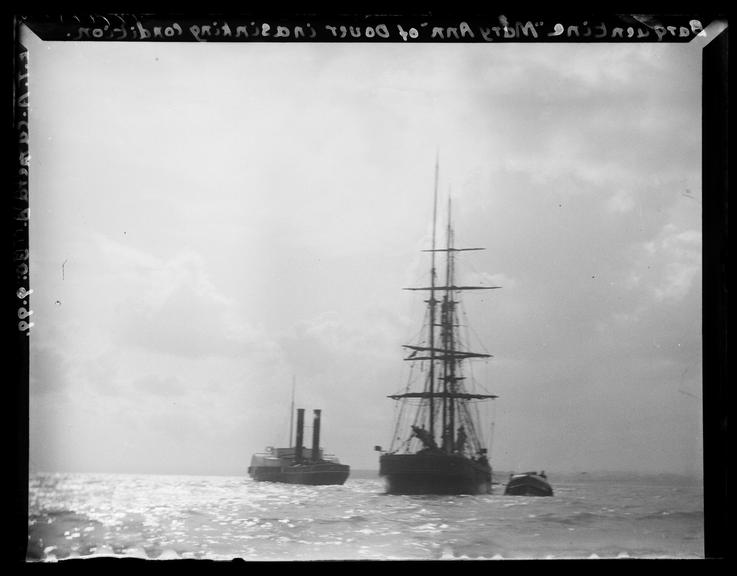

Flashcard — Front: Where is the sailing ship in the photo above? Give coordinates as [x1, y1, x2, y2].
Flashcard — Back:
[377, 162, 499, 495]
[248, 407, 350, 485]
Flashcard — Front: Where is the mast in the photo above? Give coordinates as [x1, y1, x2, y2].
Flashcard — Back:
[443, 196, 456, 452]
[427, 154, 439, 441]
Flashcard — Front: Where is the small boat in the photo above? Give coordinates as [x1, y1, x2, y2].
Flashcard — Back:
[504, 471, 553, 496]
[248, 408, 350, 485]
[377, 159, 499, 495]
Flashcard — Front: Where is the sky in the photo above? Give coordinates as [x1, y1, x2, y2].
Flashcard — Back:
[25, 28, 707, 476]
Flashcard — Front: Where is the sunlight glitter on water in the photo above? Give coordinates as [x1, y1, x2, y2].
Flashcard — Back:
[28, 472, 704, 561]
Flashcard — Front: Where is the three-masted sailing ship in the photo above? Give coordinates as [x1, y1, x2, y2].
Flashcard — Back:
[377, 162, 499, 495]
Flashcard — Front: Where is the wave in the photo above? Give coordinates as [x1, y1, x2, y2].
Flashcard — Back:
[532, 511, 603, 526]
[637, 510, 704, 522]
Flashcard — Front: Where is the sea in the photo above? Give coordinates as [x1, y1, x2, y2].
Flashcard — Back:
[27, 470, 704, 562]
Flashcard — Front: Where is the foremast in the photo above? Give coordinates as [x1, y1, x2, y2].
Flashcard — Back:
[388, 167, 499, 459]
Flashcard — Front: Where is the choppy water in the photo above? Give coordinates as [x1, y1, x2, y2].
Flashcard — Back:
[27, 471, 703, 561]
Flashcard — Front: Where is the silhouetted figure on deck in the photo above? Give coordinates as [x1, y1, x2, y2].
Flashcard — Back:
[454, 425, 467, 453]
[411, 425, 438, 450]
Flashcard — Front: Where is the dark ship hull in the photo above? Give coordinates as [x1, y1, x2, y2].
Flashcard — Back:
[380, 452, 491, 495]
[248, 457, 349, 485]
[504, 472, 553, 496]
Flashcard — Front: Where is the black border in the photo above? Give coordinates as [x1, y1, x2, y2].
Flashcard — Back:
[5, 10, 728, 566]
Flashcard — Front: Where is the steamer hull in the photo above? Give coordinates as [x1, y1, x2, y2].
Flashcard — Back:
[248, 454, 349, 485]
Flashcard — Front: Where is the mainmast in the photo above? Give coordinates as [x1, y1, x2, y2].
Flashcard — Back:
[442, 196, 456, 452]
[427, 155, 439, 440]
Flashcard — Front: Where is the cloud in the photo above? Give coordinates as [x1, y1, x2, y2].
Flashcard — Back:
[457, 44, 700, 200]
[656, 228, 702, 298]
[29, 345, 70, 397]
[132, 373, 186, 397]
[460, 270, 516, 290]
[279, 308, 403, 378]
[627, 225, 701, 304]
[98, 240, 279, 359]
[606, 189, 636, 214]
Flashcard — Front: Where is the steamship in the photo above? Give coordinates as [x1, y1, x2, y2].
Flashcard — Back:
[248, 408, 350, 485]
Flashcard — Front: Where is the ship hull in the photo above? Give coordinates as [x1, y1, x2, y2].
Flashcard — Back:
[504, 473, 553, 496]
[248, 460, 350, 486]
[379, 452, 491, 495]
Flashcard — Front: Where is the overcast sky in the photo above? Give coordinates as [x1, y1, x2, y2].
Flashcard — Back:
[26, 29, 706, 476]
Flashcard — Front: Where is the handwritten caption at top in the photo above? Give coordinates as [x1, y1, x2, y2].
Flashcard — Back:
[71, 19, 707, 42]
